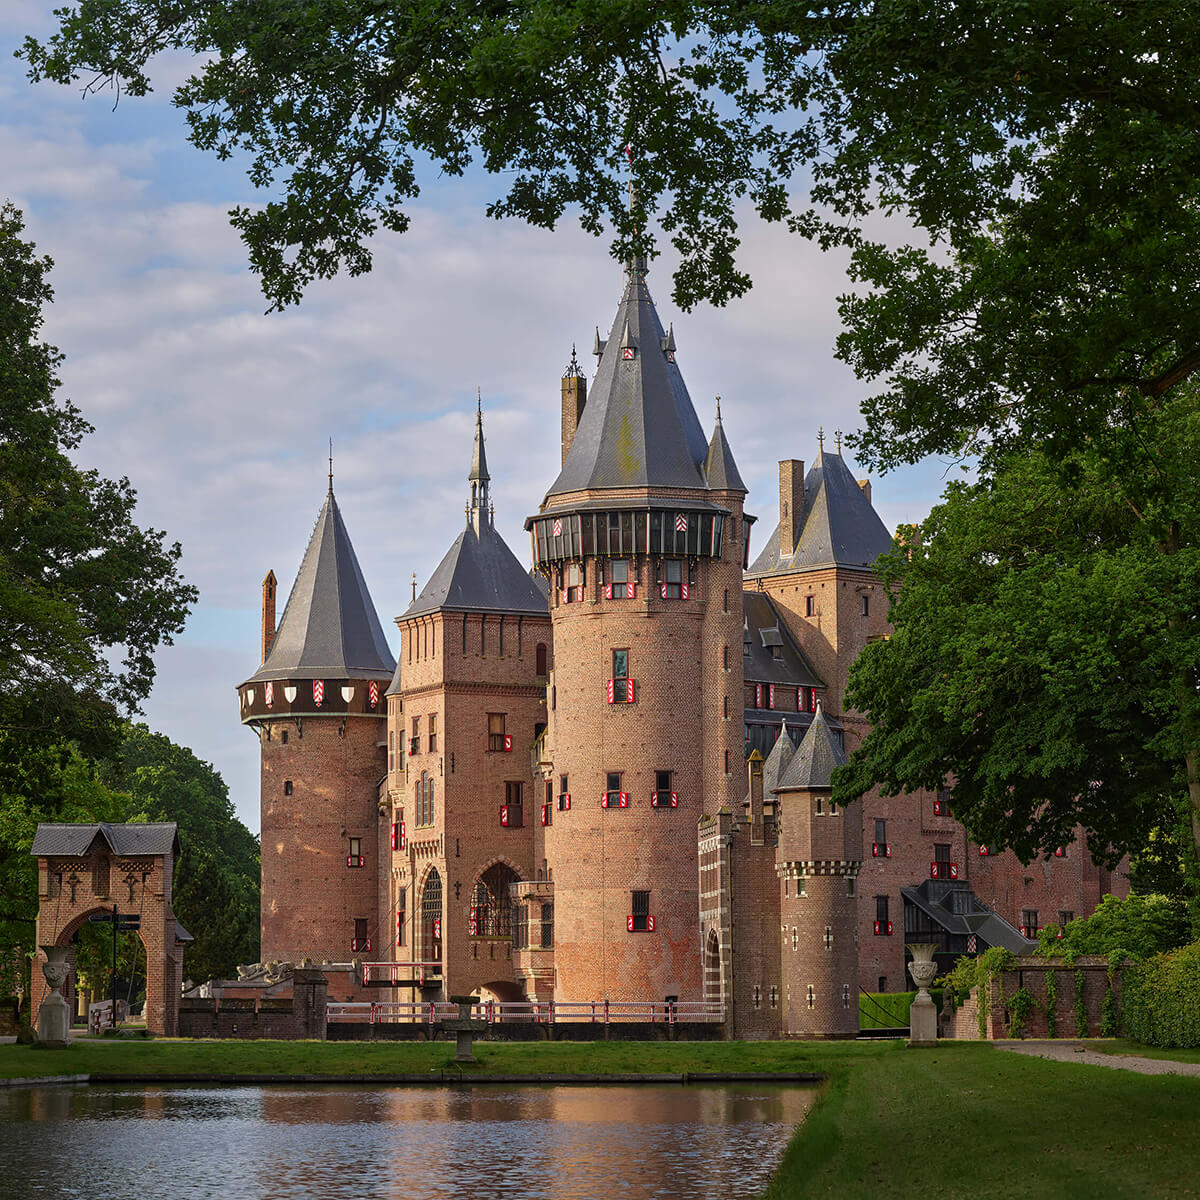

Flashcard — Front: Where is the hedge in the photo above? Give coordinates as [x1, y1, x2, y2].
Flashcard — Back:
[859, 989, 944, 1030]
[1123, 941, 1200, 1048]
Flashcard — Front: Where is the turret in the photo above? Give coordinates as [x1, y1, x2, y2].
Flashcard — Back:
[238, 476, 394, 972]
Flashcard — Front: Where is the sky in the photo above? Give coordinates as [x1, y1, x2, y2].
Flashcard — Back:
[1, 4, 958, 834]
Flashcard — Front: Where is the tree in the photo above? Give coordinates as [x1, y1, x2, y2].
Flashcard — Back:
[0, 203, 197, 990]
[831, 396, 1200, 869]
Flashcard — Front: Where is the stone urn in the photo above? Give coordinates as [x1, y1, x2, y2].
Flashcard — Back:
[906, 943, 940, 1048]
[37, 945, 71, 1048]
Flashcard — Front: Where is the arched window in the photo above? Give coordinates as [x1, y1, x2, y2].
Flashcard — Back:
[421, 868, 442, 962]
[470, 862, 521, 938]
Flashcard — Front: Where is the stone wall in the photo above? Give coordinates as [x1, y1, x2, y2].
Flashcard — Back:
[178, 970, 327, 1040]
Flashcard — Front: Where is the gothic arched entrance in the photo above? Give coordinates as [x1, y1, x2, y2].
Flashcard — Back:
[30, 823, 189, 1037]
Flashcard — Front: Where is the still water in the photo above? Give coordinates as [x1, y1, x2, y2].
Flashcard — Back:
[0, 1083, 814, 1200]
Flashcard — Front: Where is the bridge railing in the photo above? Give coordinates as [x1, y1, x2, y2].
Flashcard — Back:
[326, 998, 723, 1025]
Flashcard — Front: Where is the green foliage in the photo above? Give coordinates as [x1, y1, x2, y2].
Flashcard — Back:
[1074, 970, 1089, 1038]
[1037, 894, 1191, 964]
[833, 408, 1200, 869]
[1100, 985, 1120, 1038]
[1006, 987, 1037, 1041]
[1123, 942, 1200, 1049]
[1045, 971, 1058, 1038]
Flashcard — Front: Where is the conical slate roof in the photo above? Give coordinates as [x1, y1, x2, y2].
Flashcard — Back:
[704, 401, 747, 492]
[404, 524, 550, 619]
[748, 446, 893, 574]
[777, 705, 847, 790]
[545, 261, 710, 497]
[244, 487, 395, 684]
[762, 719, 797, 798]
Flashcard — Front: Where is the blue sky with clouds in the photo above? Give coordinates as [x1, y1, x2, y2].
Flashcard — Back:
[2, 3, 960, 833]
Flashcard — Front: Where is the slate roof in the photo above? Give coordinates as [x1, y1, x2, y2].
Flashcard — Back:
[902, 880, 1038, 954]
[777, 705, 847, 790]
[31, 822, 180, 858]
[244, 487, 395, 685]
[545, 260, 711, 497]
[404, 405, 549, 622]
[403, 523, 550, 620]
[748, 447, 894, 574]
[762, 718, 797, 798]
[704, 404, 747, 493]
[742, 591, 824, 688]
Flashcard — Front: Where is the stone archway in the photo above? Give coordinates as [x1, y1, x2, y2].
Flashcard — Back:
[30, 823, 189, 1036]
[704, 928, 723, 1015]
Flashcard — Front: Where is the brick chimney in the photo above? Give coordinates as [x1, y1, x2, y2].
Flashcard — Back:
[561, 351, 587, 466]
[858, 478, 872, 503]
[748, 749, 765, 845]
[261, 570, 277, 663]
[779, 460, 804, 558]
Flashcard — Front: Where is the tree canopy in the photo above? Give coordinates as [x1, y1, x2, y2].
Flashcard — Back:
[832, 395, 1200, 870]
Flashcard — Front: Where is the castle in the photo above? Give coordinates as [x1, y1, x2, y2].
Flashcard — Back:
[237, 260, 1125, 1037]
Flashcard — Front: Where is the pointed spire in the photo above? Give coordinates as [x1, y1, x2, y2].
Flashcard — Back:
[593, 326, 606, 357]
[705, 395, 747, 493]
[778, 702, 847, 790]
[469, 393, 492, 533]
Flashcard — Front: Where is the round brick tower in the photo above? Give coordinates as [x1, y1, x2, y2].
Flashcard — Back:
[238, 477, 394, 967]
[774, 705, 862, 1037]
[527, 260, 749, 1003]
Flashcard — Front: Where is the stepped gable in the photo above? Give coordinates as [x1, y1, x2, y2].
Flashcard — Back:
[405, 401, 549, 621]
[777, 704, 847, 791]
[749, 445, 893, 574]
[545, 259, 710, 497]
[704, 400, 747, 493]
[244, 484, 394, 684]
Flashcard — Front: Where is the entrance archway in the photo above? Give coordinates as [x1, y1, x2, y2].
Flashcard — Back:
[30, 823, 189, 1036]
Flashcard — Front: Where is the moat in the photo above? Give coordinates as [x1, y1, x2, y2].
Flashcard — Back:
[0, 1082, 815, 1199]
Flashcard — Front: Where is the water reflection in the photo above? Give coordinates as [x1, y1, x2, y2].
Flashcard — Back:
[0, 1083, 813, 1200]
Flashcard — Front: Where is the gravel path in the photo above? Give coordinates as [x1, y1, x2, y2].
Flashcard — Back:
[994, 1040, 1200, 1077]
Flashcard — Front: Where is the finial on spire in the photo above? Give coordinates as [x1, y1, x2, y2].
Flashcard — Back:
[818, 426, 825, 450]
[476, 386, 482, 416]
[412, 573, 417, 602]
[835, 428, 843, 453]
[328, 438, 333, 493]
[715, 394, 722, 422]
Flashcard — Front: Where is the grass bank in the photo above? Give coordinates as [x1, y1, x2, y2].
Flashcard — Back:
[1089, 1038, 1200, 1065]
[769, 1040, 1200, 1199]
[0, 1037, 873, 1081]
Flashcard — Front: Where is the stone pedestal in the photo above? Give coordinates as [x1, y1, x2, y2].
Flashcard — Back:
[36, 946, 71, 1048]
[444, 995, 488, 1063]
[906, 943, 940, 1048]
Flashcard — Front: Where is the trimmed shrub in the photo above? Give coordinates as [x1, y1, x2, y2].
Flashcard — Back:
[859, 989, 944, 1030]
[1123, 941, 1200, 1048]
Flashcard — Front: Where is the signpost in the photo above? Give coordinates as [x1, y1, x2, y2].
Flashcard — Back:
[87, 906, 140, 1027]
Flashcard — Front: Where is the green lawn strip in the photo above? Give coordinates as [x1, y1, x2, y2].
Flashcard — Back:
[1088, 1039, 1200, 1064]
[765, 1041, 1200, 1200]
[0, 1037, 882, 1081]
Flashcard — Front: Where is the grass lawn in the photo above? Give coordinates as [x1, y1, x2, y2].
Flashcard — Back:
[768, 1040, 1200, 1199]
[1089, 1038, 1200, 1065]
[5, 1037, 1200, 1197]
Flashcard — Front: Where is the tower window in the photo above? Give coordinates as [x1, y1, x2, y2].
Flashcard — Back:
[536, 642, 548, 675]
[862, 593, 870, 616]
[612, 648, 628, 680]
[283, 780, 293, 796]
[630, 890, 651, 932]
[281, 730, 288, 745]
[488, 712, 508, 751]
[805, 595, 815, 617]
[428, 714, 437, 754]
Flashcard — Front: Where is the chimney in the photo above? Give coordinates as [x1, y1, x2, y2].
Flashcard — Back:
[561, 350, 587, 466]
[748, 749, 765, 846]
[261, 570, 277, 663]
[858, 478, 872, 503]
[779, 460, 804, 558]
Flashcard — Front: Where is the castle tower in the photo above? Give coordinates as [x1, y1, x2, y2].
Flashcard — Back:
[526, 260, 749, 1003]
[238, 477, 394, 976]
[774, 704, 862, 1037]
[387, 401, 551, 1002]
